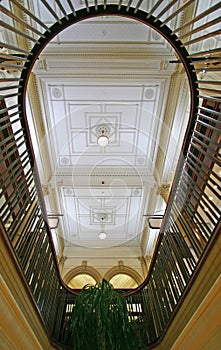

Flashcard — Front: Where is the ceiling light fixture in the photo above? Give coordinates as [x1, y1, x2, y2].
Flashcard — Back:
[99, 231, 107, 240]
[98, 212, 108, 240]
[97, 125, 110, 148]
[97, 134, 109, 147]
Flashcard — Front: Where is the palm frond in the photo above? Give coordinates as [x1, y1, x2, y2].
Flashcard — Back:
[67, 279, 142, 350]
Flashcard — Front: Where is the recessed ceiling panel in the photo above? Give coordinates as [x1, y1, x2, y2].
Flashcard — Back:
[44, 82, 167, 174]
[60, 184, 148, 248]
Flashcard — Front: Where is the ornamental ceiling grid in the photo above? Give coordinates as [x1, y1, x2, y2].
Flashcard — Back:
[47, 83, 161, 170]
[61, 185, 143, 244]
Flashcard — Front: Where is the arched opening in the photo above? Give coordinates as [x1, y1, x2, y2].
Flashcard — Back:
[67, 274, 97, 289]
[109, 274, 138, 288]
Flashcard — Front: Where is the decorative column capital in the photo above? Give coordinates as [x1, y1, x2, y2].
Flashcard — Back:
[59, 255, 67, 265]
[157, 183, 171, 203]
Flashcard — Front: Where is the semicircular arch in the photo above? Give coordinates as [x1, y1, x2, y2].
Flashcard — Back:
[63, 265, 102, 286]
[104, 265, 143, 286]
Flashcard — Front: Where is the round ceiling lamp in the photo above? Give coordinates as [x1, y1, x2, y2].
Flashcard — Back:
[98, 231, 107, 240]
[97, 213, 108, 240]
[96, 124, 110, 148]
[97, 134, 109, 147]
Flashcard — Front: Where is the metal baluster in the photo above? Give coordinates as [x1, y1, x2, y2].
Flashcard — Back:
[172, 2, 221, 34]
[25, 229, 46, 282]
[197, 87, 220, 95]
[0, 4, 45, 38]
[141, 288, 157, 342]
[167, 220, 193, 282]
[185, 157, 220, 217]
[85, 0, 89, 13]
[147, 0, 165, 19]
[154, 0, 179, 23]
[0, 91, 21, 99]
[94, 0, 98, 11]
[126, 0, 134, 12]
[40, 0, 62, 23]
[199, 106, 221, 117]
[177, 176, 214, 237]
[189, 48, 221, 58]
[0, 41, 31, 55]
[188, 147, 221, 193]
[134, 0, 144, 14]
[0, 20, 40, 43]
[20, 215, 43, 269]
[198, 95, 221, 103]
[54, 0, 68, 18]
[174, 190, 207, 256]
[182, 29, 221, 46]
[179, 18, 221, 40]
[157, 243, 177, 310]
[154, 256, 172, 321]
[161, 0, 195, 27]
[152, 262, 168, 327]
[0, 85, 20, 91]
[10, 0, 50, 31]
[170, 217, 197, 271]
[66, 0, 76, 16]
[148, 277, 163, 336]
[29, 232, 48, 293]
[163, 235, 186, 294]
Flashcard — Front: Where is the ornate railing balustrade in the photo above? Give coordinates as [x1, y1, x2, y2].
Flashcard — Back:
[0, 1, 220, 349]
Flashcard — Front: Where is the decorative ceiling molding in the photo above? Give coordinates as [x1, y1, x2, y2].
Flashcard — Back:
[39, 49, 176, 59]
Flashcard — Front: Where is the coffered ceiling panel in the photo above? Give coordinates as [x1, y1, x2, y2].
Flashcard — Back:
[59, 183, 148, 248]
[40, 79, 169, 177]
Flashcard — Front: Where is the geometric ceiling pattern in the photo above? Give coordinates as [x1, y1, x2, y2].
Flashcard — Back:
[41, 79, 169, 251]
[28, 9, 190, 286]
[46, 82, 165, 171]
[61, 185, 145, 248]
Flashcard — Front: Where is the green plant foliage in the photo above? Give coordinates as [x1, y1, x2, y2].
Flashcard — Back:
[66, 279, 142, 350]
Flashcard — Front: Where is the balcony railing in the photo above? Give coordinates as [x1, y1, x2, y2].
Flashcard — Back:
[0, 1, 220, 349]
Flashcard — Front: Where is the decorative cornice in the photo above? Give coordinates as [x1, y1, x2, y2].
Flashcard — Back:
[41, 45, 176, 58]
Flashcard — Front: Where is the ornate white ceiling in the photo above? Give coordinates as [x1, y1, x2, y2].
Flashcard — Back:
[27, 8, 190, 286]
